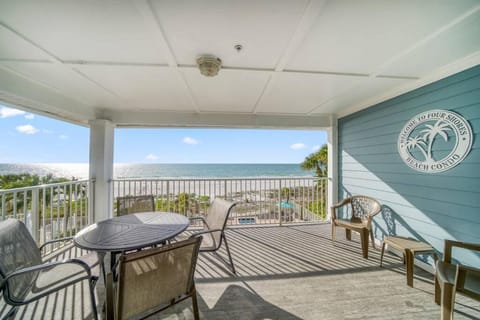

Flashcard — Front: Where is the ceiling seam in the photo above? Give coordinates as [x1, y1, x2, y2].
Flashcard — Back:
[251, 73, 275, 114]
[176, 71, 201, 113]
[0, 21, 63, 63]
[135, 0, 200, 113]
[0, 63, 93, 107]
[251, 0, 327, 116]
[274, 0, 328, 72]
[0, 21, 123, 104]
[71, 68, 123, 99]
[134, 0, 178, 67]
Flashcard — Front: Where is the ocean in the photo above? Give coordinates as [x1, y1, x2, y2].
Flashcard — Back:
[0, 163, 313, 179]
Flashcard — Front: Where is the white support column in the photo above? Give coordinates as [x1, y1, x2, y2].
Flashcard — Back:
[327, 117, 338, 221]
[89, 119, 114, 222]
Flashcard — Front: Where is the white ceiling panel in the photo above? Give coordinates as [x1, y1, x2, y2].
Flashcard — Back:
[151, 0, 309, 69]
[0, 1, 478, 127]
[76, 65, 194, 111]
[313, 77, 414, 115]
[0, 0, 168, 64]
[287, 0, 479, 75]
[381, 11, 480, 77]
[0, 62, 118, 108]
[182, 68, 269, 113]
[256, 72, 365, 114]
[0, 27, 50, 61]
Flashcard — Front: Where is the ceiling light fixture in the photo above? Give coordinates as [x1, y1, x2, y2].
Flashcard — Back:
[196, 55, 222, 77]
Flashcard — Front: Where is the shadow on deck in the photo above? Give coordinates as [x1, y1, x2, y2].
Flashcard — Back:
[2, 223, 479, 319]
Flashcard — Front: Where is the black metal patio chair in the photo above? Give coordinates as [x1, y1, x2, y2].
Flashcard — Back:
[0, 218, 100, 319]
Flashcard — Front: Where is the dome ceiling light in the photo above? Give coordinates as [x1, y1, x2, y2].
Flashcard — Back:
[196, 55, 222, 77]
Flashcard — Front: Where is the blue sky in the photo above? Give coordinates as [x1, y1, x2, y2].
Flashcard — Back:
[0, 105, 327, 163]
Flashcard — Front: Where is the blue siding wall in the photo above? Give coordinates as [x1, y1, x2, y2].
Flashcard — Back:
[338, 65, 480, 266]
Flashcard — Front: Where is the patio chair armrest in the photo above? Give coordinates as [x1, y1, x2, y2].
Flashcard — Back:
[189, 228, 223, 238]
[2, 258, 93, 304]
[3, 258, 92, 281]
[330, 198, 351, 220]
[39, 236, 74, 253]
[189, 216, 209, 228]
[189, 216, 206, 223]
[331, 198, 351, 209]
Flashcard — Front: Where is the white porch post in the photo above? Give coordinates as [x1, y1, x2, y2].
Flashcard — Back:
[88, 119, 114, 222]
[327, 117, 338, 221]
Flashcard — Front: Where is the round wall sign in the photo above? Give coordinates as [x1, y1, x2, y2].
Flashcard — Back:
[397, 109, 473, 173]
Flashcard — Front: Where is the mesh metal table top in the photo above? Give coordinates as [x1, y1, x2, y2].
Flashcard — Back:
[74, 212, 189, 252]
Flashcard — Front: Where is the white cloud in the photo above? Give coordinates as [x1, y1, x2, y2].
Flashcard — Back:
[183, 137, 199, 145]
[59, 134, 68, 140]
[311, 145, 321, 152]
[24, 113, 35, 120]
[146, 154, 159, 161]
[290, 143, 306, 150]
[16, 124, 39, 135]
[0, 107, 25, 118]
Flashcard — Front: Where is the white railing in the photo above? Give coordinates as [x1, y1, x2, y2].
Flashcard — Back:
[0, 177, 326, 245]
[0, 180, 91, 244]
[112, 177, 327, 225]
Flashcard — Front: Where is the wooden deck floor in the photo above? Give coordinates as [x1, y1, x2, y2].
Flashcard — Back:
[2, 223, 479, 319]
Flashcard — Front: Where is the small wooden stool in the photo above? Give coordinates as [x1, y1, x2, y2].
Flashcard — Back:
[380, 236, 438, 287]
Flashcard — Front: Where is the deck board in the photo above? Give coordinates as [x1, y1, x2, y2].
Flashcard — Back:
[2, 223, 479, 319]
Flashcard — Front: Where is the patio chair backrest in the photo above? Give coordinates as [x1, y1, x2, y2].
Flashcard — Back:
[115, 237, 201, 320]
[350, 195, 381, 223]
[205, 198, 237, 248]
[0, 219, 42, 302]
[116, 195, 155, 216]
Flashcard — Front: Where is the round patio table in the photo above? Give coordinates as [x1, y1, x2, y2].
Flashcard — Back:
[74, 212, 189, 252]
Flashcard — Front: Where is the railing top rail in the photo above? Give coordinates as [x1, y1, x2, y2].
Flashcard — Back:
[112, 176, 325, 182]
[0, 179, 90, 193]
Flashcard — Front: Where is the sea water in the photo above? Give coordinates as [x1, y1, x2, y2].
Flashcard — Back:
[0, 163, 313, 179]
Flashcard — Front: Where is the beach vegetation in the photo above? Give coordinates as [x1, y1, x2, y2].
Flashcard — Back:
[300, 144, 328, 177]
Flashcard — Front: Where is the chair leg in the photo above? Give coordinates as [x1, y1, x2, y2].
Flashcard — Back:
[440, 281, 455, 320]
[434, 254, 440, 304]
[331, 223, 336, 242]
[435, 272, 441, 305]
[369, 229, 375, 249]
[222, 233, 236, 274]
[89, 279, 99, 320]
[380, 242, 386, 267]
[360, 229, 369, 259]
[346, 229, 352, 241]
[191, 284, 200, 320]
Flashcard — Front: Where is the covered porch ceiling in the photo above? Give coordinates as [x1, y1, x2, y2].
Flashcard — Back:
[0, 0, 479, 129]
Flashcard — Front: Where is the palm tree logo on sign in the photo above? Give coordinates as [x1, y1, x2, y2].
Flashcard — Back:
[397, 109, 472, 173]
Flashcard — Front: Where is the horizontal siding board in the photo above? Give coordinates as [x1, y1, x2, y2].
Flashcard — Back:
[338, 65, 480, 266]
[340, 178, 480, 208]
[340, 69, 480, 127]
[340, 90, 480, 137]
[340, 170, 480, 193]
[339, 141, 480, 158]
[340, 149, 479, 162]
[339, 115, 480, 145]
[340, 185, 480, 239]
